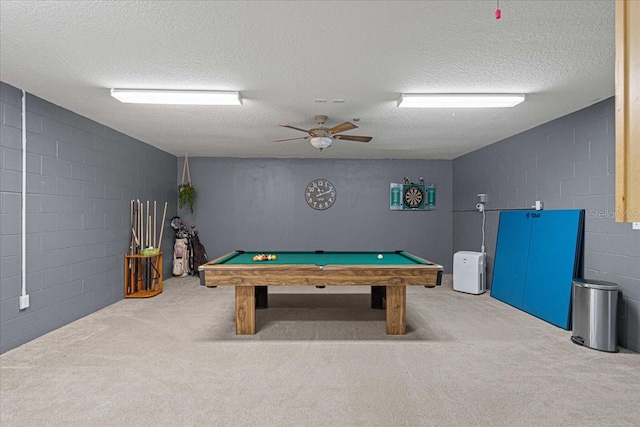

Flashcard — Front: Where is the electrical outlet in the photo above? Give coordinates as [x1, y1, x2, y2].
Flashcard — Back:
[19, 295, 29, 310]
[633, 222, 640, 230]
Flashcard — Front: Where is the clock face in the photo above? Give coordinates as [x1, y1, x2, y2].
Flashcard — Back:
[403, 185, 424, 209]
[305, 179, 336, 210]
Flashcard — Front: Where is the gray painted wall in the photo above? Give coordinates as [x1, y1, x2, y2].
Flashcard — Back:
[0, 82, 177, 354]
[453, 98, 640, 352]
[176, 157, 453, 272]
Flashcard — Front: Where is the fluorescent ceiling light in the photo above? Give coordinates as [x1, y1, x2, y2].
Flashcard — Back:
[398, 93, 525, 108]
[110, 89, 242, 105]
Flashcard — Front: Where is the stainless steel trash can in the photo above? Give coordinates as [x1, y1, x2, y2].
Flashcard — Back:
[571, 279, 618, 352]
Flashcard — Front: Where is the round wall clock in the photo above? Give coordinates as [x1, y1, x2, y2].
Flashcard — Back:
[403, 185, 424, 209]
[305, 179, 336, 210]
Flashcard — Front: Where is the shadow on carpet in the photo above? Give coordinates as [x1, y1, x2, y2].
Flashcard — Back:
[198, 293, 439, 341]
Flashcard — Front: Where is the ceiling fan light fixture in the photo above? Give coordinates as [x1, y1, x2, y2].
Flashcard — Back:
[309, 136, 333, 150]
[397, 93, 525, 108]
[110, 89, 242, 105]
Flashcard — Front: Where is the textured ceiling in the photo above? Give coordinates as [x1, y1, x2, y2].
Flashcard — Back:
[0, 1, 614, 159]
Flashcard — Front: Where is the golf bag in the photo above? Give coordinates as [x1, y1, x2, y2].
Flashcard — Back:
[189, 229, 208, 276]
[170, 217, 208, 277]
[172, 238, 190, 277]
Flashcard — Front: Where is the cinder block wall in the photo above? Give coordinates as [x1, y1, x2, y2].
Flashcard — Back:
[0, 82, 177, 354]
[453, 98, 640, 352]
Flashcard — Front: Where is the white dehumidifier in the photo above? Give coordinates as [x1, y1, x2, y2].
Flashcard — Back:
[453, 251, 486, 294]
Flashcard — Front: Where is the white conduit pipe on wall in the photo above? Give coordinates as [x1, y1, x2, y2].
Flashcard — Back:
[20, 90, 28, 309]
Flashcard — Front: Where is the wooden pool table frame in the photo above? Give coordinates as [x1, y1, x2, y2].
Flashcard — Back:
[199, 250, 443, 335]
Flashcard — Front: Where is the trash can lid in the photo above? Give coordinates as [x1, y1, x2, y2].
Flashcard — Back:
[573, 278, 618, 291]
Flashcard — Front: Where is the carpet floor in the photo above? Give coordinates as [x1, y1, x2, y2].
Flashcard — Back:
[1, 275, 639, 426]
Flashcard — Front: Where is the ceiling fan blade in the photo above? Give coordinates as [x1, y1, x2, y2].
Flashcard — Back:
[279, 124, 311, 133]
[273, 136, 309, 142]
[327, 122, 358, 135]
[334, 135, 372, 143]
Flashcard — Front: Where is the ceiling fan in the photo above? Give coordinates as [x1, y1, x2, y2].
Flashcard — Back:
[275, 115, 372, 150]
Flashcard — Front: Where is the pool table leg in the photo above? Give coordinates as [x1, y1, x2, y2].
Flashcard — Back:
[386, 285, 406, 335]
[371, 286, 386, 309]
[235, 286, 256, 335]
[256, 286, 268, 309]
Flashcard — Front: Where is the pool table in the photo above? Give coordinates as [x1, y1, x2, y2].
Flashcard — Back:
[198, 250, 443, 335]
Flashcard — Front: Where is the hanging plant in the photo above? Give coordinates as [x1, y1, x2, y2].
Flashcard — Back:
[178, 183, 195, 213]
[179, 154, 195, 213]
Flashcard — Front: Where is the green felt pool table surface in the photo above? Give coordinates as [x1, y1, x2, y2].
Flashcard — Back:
[215, 251, 433, 266]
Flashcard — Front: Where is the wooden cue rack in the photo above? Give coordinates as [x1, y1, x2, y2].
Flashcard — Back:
[124, 253, 163, 298]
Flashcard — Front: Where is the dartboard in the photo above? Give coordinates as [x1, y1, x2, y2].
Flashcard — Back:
[403, 186, 424, 209]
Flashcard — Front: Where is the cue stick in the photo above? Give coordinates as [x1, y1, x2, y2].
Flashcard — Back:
[129, 200, 133, 254]
[145, 201, 150, 290]
[134, 200, 137, 251]
[146, 200, 150, 247]
[153, 200, 157, 248]
[131, 200, 139, 244]
[138, 201, 144, 249]
[157, 202, 168, 254]
[149, 204, 153, 288]
[130, 226, 140, 246]
[136, 200, 140, 253]
[145, 206, 148, 290]
[148, 202, 152, 289]
[128, 200, 133, 294]
[141, 201, 145, 249]
[158, 201, 168, 290]
[145, 202, 148, 245]
[129, 200, 134, 257]
[133, 200, 140, 254]
[133, 200, 139, 292]
[138, 201, 141, 252]
[129, 226, 140, 294]
[139, 200, 143, 291]
[139, 200, 143, 290]
[146, 203, 149, 248]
